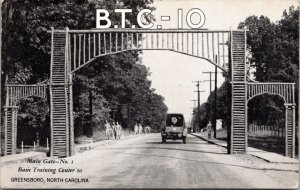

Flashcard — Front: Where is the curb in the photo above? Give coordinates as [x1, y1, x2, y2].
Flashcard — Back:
[1, 135, 140, 165]
[75, 133, 146, 154]
[75, 139, 117, 153]
[191, 133, 298, 164]
[191, 133, 227, 148]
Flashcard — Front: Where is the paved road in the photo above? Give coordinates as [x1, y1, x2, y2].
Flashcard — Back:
[1, 134, 298, 189]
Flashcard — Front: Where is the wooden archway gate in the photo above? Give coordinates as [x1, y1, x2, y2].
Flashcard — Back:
[4, 84, 48, 155]
[246, 82, 296, 157]
[3, 27, 296, 158]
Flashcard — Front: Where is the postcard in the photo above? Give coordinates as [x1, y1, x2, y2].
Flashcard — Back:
[0, 0, 298, 189]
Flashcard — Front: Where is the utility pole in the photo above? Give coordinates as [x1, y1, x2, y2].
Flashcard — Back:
[0, 0, 2, 156]
[214, 55, 218, 138]
[203, 72, 215, 123]
[214, 65, 218, 138]
[192, 81, 205, 133]
[203, 57, 219, 138]
[190, 100, 197, 108]
[89, 90, 93, 137]
[190, 100, 197, 132]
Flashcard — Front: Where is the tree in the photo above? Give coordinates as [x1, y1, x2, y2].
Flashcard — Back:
[2, 0, 167, 142]
[17, 97, 49, 146]
[238, 6, 299, 126]
[2, 0, 155, 83]
[74, 52, 167, 133]
[238, 8, 299, 83]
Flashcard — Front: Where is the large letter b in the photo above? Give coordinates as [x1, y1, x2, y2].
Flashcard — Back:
[96, 9, 111, 28]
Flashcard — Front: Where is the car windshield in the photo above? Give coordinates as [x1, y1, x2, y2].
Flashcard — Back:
[166, 114, 184, 127]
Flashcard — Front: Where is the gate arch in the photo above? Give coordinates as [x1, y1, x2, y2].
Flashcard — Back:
[4, 84, 48, 155]
[49, 27, 237, 157]
[247, 83, 295, 104]
[246, 82, 296, 157]
[64, 28, 231, 73]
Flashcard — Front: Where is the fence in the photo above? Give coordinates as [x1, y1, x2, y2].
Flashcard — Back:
[16, 139, 49, 154]
[248, 124, 284, 137]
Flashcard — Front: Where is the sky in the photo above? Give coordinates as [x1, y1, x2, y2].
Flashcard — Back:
[141, 0, 299, 122]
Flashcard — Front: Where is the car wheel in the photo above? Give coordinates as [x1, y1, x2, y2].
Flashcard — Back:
[183, 137, 186, 144]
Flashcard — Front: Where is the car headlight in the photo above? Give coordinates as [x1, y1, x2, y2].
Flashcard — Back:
[178, 133, 182, 137]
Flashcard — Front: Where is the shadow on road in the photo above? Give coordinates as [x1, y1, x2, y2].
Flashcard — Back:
[145, 141, 208, 145]
[98, 145, 228, 155]
[92, 135, 298, 173]
[145, 141, 182, 144]
[117, 152, 298, 173]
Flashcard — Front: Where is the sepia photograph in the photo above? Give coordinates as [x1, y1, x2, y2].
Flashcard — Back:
[0, 0, 299, 189]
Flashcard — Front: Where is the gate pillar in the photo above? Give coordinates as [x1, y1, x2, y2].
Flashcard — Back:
[4, 106, 18, 155]
[285, 104, 296, 158]
[68, 74, 74, 156]
[230, 30, 247, 154]
[50, 27, 73, 157]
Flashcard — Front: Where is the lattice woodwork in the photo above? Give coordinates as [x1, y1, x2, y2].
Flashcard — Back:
[6, 84, 47, 106]
[230, 30, 247, 154]
[247, 83, 295, 104]
[60, 29, 231, 73]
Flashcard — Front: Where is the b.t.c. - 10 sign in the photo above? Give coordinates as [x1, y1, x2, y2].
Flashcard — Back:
[96, 8, 206, 29]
